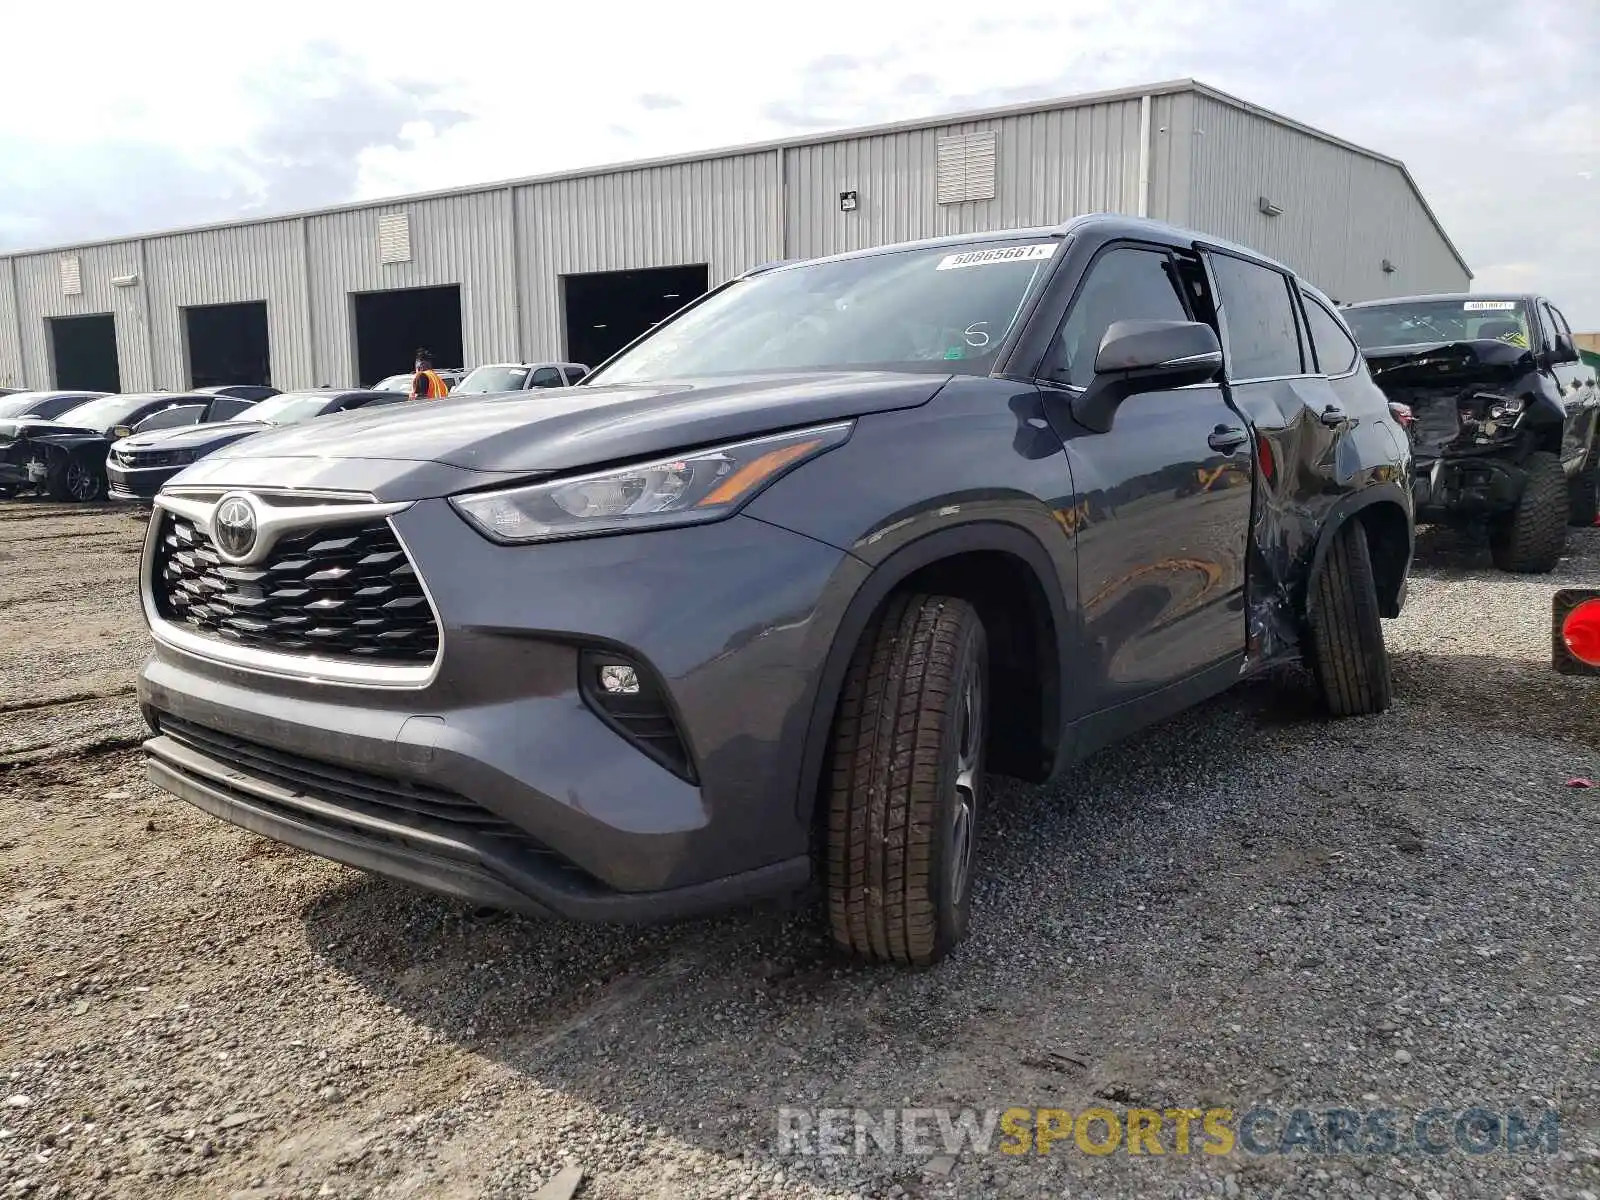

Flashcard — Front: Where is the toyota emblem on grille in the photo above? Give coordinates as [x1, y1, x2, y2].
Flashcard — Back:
[213, 494, 258, 561]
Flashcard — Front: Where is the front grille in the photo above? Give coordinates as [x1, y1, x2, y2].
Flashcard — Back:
[151, 512, 439, 664]
[157, 714, 540, 847]
[117, 448, 191, 469]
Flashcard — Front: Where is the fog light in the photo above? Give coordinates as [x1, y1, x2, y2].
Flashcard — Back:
[599, 663, 640, 694]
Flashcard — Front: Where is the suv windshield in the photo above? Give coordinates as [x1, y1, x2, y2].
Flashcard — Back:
[1345, 299, 1533, 351]
[589, 238, 1063, 385]
[454, 365, 531, 394]
[244, 393, 338, 425]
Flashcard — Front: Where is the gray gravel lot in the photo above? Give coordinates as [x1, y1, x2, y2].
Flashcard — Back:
[2, 501, 1598, 1200]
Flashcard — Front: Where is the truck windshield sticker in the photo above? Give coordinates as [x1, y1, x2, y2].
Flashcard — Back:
[1463, 301, 1517, 311]
[936, 244, 1058, 271]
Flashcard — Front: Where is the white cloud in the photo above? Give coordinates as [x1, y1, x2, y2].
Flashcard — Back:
[1, 0, 1596, 325]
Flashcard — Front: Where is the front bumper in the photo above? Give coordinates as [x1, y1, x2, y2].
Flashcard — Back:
[138, 498, 869, 918]
[1412, 453, 1526, 519]
[107, 461, 181, 502]
[0, 457, 48, 488]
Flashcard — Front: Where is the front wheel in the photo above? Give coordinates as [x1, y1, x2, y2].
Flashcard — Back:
[1489, 451, 1567, 573]
[46, 453, 105, 503]
[1306, 519, 1393, 717]
[825, 593, 987, 967]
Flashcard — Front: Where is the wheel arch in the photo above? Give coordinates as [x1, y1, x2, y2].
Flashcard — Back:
[1306, 484, 1414, 620]
[795, 522, 1071, 831]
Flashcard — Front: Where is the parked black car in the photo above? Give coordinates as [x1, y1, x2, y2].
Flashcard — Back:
[0, 392, 211, 501]
[108, 389, 413, 503]
[136, 216, 1414, 966]
[1344, 293, 1599, 572]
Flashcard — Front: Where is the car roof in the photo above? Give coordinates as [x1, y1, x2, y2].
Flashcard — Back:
[471, 361, 583, 369]
[1344, 292, 1534, 309]
[748, 213, 1301, 280]
[274, 389, 387, 401]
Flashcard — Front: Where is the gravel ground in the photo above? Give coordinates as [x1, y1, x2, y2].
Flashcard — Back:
[2, 499, 1598, 1200]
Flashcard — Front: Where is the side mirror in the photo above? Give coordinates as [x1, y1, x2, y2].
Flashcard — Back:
[1553, 333, 1580, 366]
[1071, 319, 1223, 433]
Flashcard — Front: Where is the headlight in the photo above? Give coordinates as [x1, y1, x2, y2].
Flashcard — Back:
[1483, 393, 1526, 421]
[450, 422, 853, 544]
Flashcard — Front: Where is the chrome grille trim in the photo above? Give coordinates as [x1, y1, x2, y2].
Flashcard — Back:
[142, 490, 444, 689]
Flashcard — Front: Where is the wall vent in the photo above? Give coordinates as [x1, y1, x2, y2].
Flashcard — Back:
[60, 256, 82, 296]
[377, 212, 412, 264]
[935, 130, 998, 205]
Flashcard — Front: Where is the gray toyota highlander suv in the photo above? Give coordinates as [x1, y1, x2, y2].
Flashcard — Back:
[136, 214, 1413, 966]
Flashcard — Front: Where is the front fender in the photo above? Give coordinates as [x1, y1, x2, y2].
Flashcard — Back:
[31, 434, 110, 456]
[789, 519, 1075, 829]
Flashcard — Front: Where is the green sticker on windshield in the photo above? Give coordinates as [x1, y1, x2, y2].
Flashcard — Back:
[943, 346, 965, 360]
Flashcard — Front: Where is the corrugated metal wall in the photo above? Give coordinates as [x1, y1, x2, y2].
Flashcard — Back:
[1181, 94, 1469, 302]
[10, 240, 149, 390]
[143, 220, 312, 389]
[783, 98, 1144, 259]
[0, 259, 22, 388]
[516, 153, 782, 360]
[308, 190, 519, 381]
[0, 86, 1470, 391]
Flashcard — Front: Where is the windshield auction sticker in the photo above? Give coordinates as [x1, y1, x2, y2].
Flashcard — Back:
[936, 244, 1059, 270]
[1462, 301, 1517, 311]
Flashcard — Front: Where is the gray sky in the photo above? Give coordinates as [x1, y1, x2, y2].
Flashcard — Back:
[2, 0, 1595, 325]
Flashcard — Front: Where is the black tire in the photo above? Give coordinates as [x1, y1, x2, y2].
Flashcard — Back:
[1489, 451, 1567, 573]
[1306, 520, 1392, 718]
[45, 453, 105, 503]
[825, 593, 987, 967]
[1568, 468, 1598, 529]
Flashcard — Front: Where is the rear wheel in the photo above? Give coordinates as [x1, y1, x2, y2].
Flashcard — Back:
[1490, 451, 1567, 573]
[825, 593, 987, 967]
[46, 453, 105, 503]
[1306, 520, 1393, 717]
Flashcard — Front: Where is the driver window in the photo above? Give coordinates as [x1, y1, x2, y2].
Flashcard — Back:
[1055, 247, 1190, 389]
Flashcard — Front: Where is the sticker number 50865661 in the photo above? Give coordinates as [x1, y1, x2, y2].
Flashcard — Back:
[936, 243, 1059, 271]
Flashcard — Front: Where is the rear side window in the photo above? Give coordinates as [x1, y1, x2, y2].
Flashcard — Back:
[1055, 246, 1191, 389]
[564, 366, 588, 385]
[1300, 292, 1359, 375]
[1209, 254, 1304, 379]
[531, 367, 565, 388]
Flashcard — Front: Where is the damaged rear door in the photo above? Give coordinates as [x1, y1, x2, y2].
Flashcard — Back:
[1201, 251, 1398, 661]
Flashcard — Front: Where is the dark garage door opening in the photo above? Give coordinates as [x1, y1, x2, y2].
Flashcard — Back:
[49, 313, 121, 393]
[563, 265, 710, 367]
[185, 301, 271, 389]
[353, 285, 463, 387]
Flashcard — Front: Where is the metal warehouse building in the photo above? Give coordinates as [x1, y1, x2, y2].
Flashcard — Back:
[0, 78, 1471, 394]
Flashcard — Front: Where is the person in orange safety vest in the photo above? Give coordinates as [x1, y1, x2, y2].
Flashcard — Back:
[411, 349, 450, 400]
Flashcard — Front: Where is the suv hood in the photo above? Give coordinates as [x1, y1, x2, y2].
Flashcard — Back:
[199, 371, 950, 476]
[1361, 339, 1537, 458]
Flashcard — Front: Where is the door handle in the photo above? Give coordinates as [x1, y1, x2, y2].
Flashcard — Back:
[1319, 405, 1348, 428]
[1208, 425, 1249, 454]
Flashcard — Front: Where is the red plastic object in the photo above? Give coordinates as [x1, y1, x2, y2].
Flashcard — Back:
[1562, 598, 1600, 667]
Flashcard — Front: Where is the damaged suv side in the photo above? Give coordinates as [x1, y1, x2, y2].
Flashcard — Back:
[1344, 294, 1599, 573]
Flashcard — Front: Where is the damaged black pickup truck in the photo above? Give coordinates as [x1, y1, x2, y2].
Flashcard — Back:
[1344, 293, 1599, 573]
